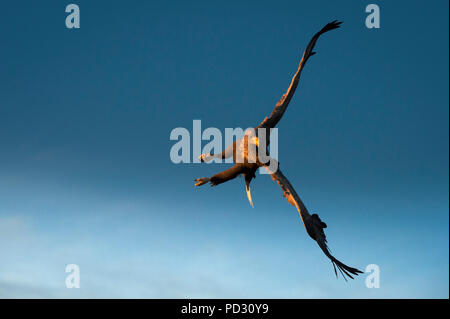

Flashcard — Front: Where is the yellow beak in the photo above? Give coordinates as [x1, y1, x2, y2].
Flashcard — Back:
[251, 137, 259, 147]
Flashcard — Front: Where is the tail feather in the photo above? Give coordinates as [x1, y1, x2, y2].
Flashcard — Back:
[246, 184, 254, 208]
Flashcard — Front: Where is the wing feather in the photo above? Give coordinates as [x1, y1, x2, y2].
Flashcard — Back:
[257, 20, 342, 129]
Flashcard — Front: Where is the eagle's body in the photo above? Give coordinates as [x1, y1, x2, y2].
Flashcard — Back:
[194, 20, 362, 280]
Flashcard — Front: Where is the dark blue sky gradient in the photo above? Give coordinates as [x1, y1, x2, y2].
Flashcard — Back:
[0, 0, 448, 297]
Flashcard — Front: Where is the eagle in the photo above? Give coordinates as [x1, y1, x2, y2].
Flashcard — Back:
[194, 20, 362, 280]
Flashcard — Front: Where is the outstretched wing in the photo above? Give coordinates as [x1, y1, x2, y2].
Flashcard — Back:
[257, 20, 342, 129]
[265, 162, 363, 280]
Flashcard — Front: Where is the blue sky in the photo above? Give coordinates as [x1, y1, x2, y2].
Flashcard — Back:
[0, 0, 448, 298]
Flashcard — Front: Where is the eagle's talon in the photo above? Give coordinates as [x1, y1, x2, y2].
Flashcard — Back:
[198, 153, 212, 163]
[194, 177, 210, 186]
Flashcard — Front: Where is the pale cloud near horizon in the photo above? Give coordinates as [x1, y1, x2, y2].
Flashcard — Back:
[0, 212, 340, 298]
[0, 194, 447, 299]
[0, 211, 271, 298]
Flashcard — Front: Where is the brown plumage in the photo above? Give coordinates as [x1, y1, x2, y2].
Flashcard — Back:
[195, 20, 362, 280]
